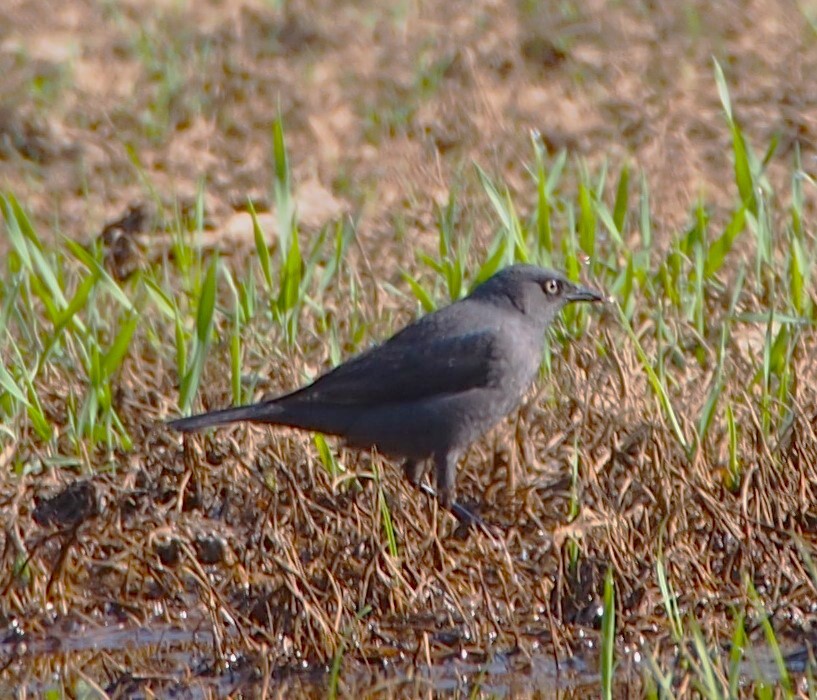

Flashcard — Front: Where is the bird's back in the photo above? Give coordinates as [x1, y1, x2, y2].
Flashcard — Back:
[267, 294, 545, 458]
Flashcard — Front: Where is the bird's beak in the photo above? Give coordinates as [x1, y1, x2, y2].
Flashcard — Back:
[566, 284, 607, 303]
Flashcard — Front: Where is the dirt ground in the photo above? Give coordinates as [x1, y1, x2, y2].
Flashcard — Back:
[1, 0, 817, 695]
[3, 0, 816, 248]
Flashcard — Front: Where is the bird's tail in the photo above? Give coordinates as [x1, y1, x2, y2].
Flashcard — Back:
[167, 402, 282, 433]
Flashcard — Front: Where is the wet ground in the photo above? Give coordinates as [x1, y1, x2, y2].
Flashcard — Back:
[3, 618, 814, 697]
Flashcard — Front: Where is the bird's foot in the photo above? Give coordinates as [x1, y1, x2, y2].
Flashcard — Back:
[418, 483, 503, 538]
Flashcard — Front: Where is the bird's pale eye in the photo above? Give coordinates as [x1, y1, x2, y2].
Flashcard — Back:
[543, 279, 561, 295]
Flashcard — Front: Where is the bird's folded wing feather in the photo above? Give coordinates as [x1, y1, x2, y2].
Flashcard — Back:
[282, 330, 499, 405]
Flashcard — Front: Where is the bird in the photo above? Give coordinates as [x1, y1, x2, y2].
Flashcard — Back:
[168, 264, 605, 521]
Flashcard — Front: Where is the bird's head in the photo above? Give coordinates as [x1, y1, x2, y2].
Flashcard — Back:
[470, 264, 606, 328]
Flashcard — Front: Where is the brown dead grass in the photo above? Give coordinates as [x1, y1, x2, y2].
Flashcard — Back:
[2, 263, 816, 694]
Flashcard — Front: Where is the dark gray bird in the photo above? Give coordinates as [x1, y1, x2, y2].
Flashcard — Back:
[168, 265, 605, 518]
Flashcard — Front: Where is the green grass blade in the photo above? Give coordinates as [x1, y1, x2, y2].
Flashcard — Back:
[401, 272, 435, 312]
[595, 197, 624, 250]
[714, 59, 758, 213]
[546, 149, 567, 192]
[101, 312, 140, 380]
[277, 224, 303, 323]
[689, 617, 723, 699]
[28, 242, 68, 310]
[64, 237, 134, 312]
[713, 58, 733, 121]
[578, 182, 596, 256]
[179, 254, 218, 411]
[144, 276, 176, 319]
[655, 545, 683, 642]
[617, 303, 688, 452]
[53, 271, 96, 334]
[600, 567, 616, 700]
[0, 359, 29, 405]
[789, 234, 806, 315]
[174, 310, 187, 381]
[6, 337, 51, 440]
[196, 255, 219, 343]
[314, 433, 340, 477]
[476, 164, 512, 232]
[639, 172, 652, 249]
[474, 233, 510, 287]
[1, 193, 33, 270]
[230, 298, 242, 405]
[613, 164, 630, 234]
[248, 200, 273, 290]
[726, 403, 739, 488]
[697, 322, 728, 443]
[272, 117, 290, 192]
[379, 487, 398, 558]
[532, 136, 554, 257]
[728, 611, 746, 698]
[706, 207, 746, 277]
[731, 123, 757, 213]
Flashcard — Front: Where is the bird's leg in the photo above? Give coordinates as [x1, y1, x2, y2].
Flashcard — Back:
[402, 458, 425, 487]
[407, 454, 493, 533]
[434, 450, 458, 509]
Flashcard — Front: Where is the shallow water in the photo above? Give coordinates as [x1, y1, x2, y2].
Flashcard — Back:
[0, 620, 811, 697]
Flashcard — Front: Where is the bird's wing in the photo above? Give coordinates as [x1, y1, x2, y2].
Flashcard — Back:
[281, 329, 500, 406]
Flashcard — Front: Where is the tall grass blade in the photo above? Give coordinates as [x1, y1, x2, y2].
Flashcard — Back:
[249, 200, 273, 290]
[613, 164, 630, 234]
[617, 304, 688, 452]
[179, 254, 219, 412]
[600, 567, 616, 700]
[402, 272, 436, 312]
[101, 312, 140, 380]
[728, 611, 746, 698]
